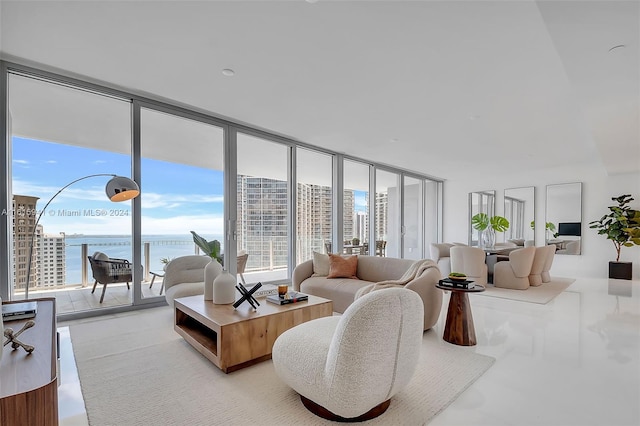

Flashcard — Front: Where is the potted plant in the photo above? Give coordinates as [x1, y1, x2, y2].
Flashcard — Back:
[160, 257, 172, 271]
[589, 194, 640, 280]
[352, 237, 360, 246]
[190, 231, 222, 264]
[471, 213, 509, 248]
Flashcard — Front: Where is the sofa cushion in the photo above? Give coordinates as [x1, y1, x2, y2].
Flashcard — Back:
[327, 254, 358, 279]
[300, 277, 374, 313]
[93, 251, 109, 261]
[356, 255, 416, 282]
[312, 251, 330, 277]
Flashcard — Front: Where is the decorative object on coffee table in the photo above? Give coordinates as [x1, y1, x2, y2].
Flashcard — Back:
[589, 194, 640, 280]
[3, 320, 36, 354]
[190, 231, 224, 300]
[233, 282, 262, 311]
[213, 270, 236, 304]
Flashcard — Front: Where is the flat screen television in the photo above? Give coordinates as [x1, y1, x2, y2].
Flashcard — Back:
[558, 222, 581, 236]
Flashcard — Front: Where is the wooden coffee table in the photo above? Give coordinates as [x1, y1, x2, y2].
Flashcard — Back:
[174, 294, 333, 373]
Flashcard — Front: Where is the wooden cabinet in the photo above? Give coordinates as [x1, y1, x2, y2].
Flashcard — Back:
[0, 298, 58, 426]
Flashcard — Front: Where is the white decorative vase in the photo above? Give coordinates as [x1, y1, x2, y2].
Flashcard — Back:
[204, 259, 223, 301]
[213, 270, 236, 305]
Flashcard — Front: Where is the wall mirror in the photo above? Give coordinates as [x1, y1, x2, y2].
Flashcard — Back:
[546, 182, 582, 255]
[468, 190, 495, 246]
[504, 186, 535, 246]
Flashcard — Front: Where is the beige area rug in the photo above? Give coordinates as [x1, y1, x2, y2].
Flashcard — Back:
[70, 307, 495, 426]
[478, 277, 576, 304]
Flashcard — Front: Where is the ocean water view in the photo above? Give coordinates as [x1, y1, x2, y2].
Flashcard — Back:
[64, 234, 224, 285]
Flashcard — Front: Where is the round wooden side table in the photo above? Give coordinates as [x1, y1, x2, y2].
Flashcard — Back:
[435, 283, 485, 346]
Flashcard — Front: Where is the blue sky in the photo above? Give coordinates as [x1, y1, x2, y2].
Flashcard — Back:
[11, 137, 368, 236]
[11, 137, 224, 235]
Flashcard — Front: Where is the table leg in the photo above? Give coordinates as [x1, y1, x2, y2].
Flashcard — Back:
[442, 291, 477, 346]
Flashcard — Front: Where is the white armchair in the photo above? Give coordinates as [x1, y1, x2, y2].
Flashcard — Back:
[529, 245, 556, 286]
[450, 246, 488, 286]
[163, 255, 214, 307]
[272, 288, 424, 422]
[493, 247, 536, 290]
[429, 243, 453, 276]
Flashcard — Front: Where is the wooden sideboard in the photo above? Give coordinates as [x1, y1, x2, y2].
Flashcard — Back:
[0, 298, 58, 426]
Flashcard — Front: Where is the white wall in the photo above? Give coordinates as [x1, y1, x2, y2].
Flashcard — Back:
[442, 162, 640, 279]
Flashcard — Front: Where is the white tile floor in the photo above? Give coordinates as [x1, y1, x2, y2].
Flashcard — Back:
[57, 276, 640, 425]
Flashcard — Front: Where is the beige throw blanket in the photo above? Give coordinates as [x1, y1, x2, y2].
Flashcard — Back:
[355, 259, 440, 299]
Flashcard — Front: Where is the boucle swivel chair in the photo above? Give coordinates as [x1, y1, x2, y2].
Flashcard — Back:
[272, 288, 424, 422]
[493, 247, 536, 290]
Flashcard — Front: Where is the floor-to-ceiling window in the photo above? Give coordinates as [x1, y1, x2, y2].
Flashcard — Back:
[296, 148, 333, 264]
[236, 132, 289, 283]
[139, 107, 225, 300]
[9, 73, 134, 312]
[403, 176, 423, 260]
[375, 169, 400, 258]
[343, 160, 370, 255]
[1, 60, 444, 317]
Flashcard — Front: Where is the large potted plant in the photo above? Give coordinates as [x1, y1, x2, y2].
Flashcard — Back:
[589, 194, 640, 280]
[471, 213, 510, 248]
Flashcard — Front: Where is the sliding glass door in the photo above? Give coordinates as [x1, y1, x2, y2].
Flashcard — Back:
[139, 107, 225, 300]
[9, 73, 133, 313]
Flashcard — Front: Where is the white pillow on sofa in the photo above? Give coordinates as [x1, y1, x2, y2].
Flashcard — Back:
[312, 251, 330, 277]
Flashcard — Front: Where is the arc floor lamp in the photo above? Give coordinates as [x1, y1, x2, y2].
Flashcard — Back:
[24, 174, 140, 299]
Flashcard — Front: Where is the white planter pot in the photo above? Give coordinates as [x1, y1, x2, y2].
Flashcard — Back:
[213, 270, 237, 304]
[204, 259, 223, 301]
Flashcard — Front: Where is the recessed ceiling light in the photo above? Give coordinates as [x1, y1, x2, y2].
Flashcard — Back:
[469, 115, 481, 121]
[608, 44, 626, 52]
[306, 0, 319, 3]
[222, 69, 235, 76]
[389, 138, 399, 143]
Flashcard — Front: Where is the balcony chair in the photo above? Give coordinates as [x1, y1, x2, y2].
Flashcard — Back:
[375, 240, 387, 257]
[324, 240, 332, 254]
[493, 247, 536, 290]
[272, 288, 424, 421]
[237, 251, 249, 285]
[88, 252, 134, 303]
[450, 246, 488, 286]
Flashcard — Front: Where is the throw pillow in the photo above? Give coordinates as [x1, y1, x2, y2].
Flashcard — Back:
[327, 254, 359, 279]
[312, 251, 330, 277]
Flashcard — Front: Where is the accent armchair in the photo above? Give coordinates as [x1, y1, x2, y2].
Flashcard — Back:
[529, 245, 556, 286]
[493, 247, 536, 290]
[272, 288, 424, 421]
[429, 243, 453, 276]
[450, 246, 488, 286]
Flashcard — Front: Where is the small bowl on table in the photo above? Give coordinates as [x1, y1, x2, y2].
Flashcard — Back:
[448, 275, 467, 282]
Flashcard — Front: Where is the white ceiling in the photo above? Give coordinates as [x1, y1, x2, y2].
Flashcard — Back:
[1, 0, 638, 180]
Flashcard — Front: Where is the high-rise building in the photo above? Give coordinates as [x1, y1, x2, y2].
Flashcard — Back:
[39, 232, 66, 287]
[11, 195, 39, 290]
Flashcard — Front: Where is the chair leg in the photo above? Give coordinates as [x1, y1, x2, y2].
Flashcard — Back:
[100, 283, 108, 303]
[126, 281, 130, 290]
[91, 280, 98, 294]
[149, 274, 156, 289]
[240, 273, 246, 286]
[160, 282, 164, 295]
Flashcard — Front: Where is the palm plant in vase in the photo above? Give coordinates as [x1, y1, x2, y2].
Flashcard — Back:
[190, 231, 222, 264]
[471, 213, 510, 248]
